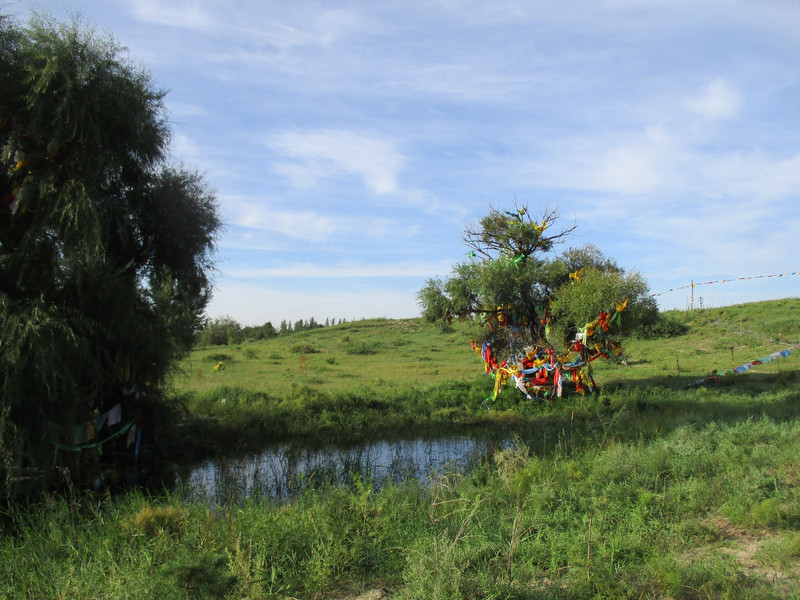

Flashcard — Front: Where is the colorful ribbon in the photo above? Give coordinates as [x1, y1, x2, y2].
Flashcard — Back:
[690, 344, 800, 387]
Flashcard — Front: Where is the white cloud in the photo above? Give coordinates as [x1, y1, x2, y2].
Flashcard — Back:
[221, 193, 428, 244]
[224, 198, 341, 242]
[698, 150, 800, 201]
[128, 0, 360, 50]
[167, 101, 209, 119]
[517, 124, 681, 197]
[226, 260, 454, 280]
[585, 126, 677, 195]
[168, 133, 235, 183]
[253, 8, 360, 50]
[128, 0, 216, 31]
[169, 133, 203, 163]
[686, 78, 741, 120]
[513, 75, 799, 209]
[218, 228, 286, 252]
[391, 62, 546, 105]
[270, 130, 405, 195]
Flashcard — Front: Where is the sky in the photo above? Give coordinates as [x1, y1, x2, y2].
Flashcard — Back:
[7, 0, 800, 325]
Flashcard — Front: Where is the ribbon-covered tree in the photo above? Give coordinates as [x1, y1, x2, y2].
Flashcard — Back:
[418, 204, 657, 401]
[0, 14, 221, 494]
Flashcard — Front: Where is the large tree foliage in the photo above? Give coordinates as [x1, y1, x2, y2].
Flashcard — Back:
[418, 205, 658, 400]
[0, 15, 221, 493]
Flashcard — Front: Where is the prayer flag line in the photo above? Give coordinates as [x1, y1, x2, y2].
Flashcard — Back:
[651, 271, 800, 297]
[690, 344, 800, 387]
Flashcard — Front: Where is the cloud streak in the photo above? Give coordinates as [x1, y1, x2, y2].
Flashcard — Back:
[269, 130, 405, 195]
[226, 260, 454, 280]
[686, 78, 741, 121]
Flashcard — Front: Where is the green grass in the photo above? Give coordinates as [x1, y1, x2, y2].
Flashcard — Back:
[167, 318, 502, 453]
[4, 414, 800, 598]
[3, 298, 800, 598]
[175, 300, 800, 401]
[172, 318, 480, 399]
[167, 300, 800, 453]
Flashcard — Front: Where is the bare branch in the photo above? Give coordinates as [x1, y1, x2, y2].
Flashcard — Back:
[462, 204, 576, 260]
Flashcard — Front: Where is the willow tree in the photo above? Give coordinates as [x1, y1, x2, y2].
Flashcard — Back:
[0, 15, 221, 494]
[418, 205, 657, 400]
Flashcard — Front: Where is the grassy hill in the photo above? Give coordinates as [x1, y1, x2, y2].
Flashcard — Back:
[167, 298, 800, 452]
[172, 317, 482, 400]
[176, 298, 800, 394]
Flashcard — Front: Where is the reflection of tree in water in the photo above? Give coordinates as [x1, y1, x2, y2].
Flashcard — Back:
[182, 436, 509, 504]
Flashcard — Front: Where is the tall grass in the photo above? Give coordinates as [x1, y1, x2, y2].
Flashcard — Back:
[3, 412, 800, 598]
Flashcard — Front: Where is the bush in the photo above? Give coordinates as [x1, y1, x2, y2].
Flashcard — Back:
[638, 313, 689, 339]
[291, 342, 317, 354]
[345, 341, 378, 355]
[200, 316, 242, 346]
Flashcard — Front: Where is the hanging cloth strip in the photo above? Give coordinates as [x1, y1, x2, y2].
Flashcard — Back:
[53, 418, 136, 453]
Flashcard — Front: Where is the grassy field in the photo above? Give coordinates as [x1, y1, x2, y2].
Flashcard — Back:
[167, 298, 800, 451]
[166, 317, 507, 453]
[173, 299, 800, 399]
[2, 298, 800, 599]
[173, 317, 481, 398]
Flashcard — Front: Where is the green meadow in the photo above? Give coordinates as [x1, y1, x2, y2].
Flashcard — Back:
[169, 298, 800, 453]
[3, 298, 800, 599]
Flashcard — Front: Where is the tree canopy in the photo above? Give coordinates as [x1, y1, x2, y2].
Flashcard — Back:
[0, 14, 221, 494]
[418, 204, 658, 401]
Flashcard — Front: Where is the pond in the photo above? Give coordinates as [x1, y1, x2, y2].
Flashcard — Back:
[176, 434, 512, 504]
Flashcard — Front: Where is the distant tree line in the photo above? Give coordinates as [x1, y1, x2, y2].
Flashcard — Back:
[198, 315, 349, 345]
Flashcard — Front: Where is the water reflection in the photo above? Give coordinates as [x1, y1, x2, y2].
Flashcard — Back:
[180, 436, 508, 504]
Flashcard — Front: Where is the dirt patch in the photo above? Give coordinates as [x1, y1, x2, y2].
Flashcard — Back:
[353, 590, 390, 600]
[322, 587, 390, 600]
[712, 517, 799, 593]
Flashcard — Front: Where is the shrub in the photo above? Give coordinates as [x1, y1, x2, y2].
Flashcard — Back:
[291, 342, 317, 354]
[200, 316, 243, 346]
[345, 341, 378, 355]
[638, 313, 689, 339]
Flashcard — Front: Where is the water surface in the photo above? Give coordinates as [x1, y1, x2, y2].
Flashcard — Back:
[180, 435, 509, 503]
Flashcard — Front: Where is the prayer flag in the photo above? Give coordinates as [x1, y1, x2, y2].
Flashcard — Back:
[108, 403, 122, 426]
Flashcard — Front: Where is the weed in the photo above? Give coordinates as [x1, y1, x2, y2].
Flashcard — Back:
[125, 504, 187, 538]
[493, 434, 529, 485]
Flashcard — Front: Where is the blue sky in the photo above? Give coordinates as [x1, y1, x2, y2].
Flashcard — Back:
[9, 0, 800, 325]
